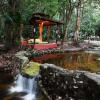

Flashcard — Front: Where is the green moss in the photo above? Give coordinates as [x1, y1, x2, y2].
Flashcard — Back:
[22, 61, 41, 76]
[97, 58, 100, 61]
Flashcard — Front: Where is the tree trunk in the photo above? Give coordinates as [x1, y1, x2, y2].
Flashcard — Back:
[19, 23, 24, 41]
[63, 0, 74, 42]
[5, 23, 13, 49]
[5, 0, 20, 49]
[74, 0, 81, 45]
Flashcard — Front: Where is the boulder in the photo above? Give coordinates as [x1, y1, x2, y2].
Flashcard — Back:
[39, 64, 100, 100]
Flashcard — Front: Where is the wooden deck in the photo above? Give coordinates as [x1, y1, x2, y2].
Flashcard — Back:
[34, 43, 57, 50]
[21, 41, 57, 50]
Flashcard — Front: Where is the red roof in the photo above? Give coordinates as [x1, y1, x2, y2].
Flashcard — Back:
[29, 13, 63, 26]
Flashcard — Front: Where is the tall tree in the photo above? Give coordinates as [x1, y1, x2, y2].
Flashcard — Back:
[74, 0, 81, 44]
[65, 0, 74, 37]
[4, 0, 21, 49]
[58, 0, 76, 41]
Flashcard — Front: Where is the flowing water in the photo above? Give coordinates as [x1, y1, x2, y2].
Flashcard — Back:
[0, 73, 46, 100]
[10, 74, 37, 100]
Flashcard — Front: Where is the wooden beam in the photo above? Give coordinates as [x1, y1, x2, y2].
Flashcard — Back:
[39, 22, 43, 42]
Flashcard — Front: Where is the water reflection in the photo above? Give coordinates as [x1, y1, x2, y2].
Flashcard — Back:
[33, 51, 100, 72]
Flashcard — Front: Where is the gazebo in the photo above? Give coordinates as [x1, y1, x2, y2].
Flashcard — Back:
[22, 13, 63, 50]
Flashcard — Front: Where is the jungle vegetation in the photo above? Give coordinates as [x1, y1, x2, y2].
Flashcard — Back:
[0, 0, 100, 49]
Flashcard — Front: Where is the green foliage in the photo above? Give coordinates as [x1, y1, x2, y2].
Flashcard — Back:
[67, 0, 100, 39]
[80, 2, 100, 38]
[0, 0, 100, 42]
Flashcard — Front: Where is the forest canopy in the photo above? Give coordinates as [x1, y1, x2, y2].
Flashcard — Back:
[0, 0, 100, 48]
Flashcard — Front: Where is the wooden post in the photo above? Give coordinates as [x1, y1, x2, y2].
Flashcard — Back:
[47, 26, 50, 43]
[33, 27, 36, 46]
[39, 22, 43, 42]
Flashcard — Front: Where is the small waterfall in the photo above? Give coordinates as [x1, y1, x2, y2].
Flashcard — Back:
[10, 74, 24, 92]
[28, 78, 35, 93]
[10, 74, 37, 100]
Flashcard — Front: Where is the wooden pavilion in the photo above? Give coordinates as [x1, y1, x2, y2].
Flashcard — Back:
[22, 13, 63, 50]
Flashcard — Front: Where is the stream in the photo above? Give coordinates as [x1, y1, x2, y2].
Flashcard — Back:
[10, 74, 37, 100]
[0, 73, 46, 100]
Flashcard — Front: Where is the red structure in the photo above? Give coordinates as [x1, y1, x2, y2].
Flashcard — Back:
[22, 13, 63, 50]
[32, 53, 65, 63]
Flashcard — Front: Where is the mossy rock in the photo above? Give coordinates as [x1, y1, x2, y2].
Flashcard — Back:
[97, 58, 100, 61]
[22, 61, 41, 77]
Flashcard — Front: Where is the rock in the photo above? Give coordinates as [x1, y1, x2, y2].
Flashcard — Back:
[39, 64, 100, 100]
[0, 53, 21, 76]
[15, 51, 29, 67]
[22, 61, 41, 77]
